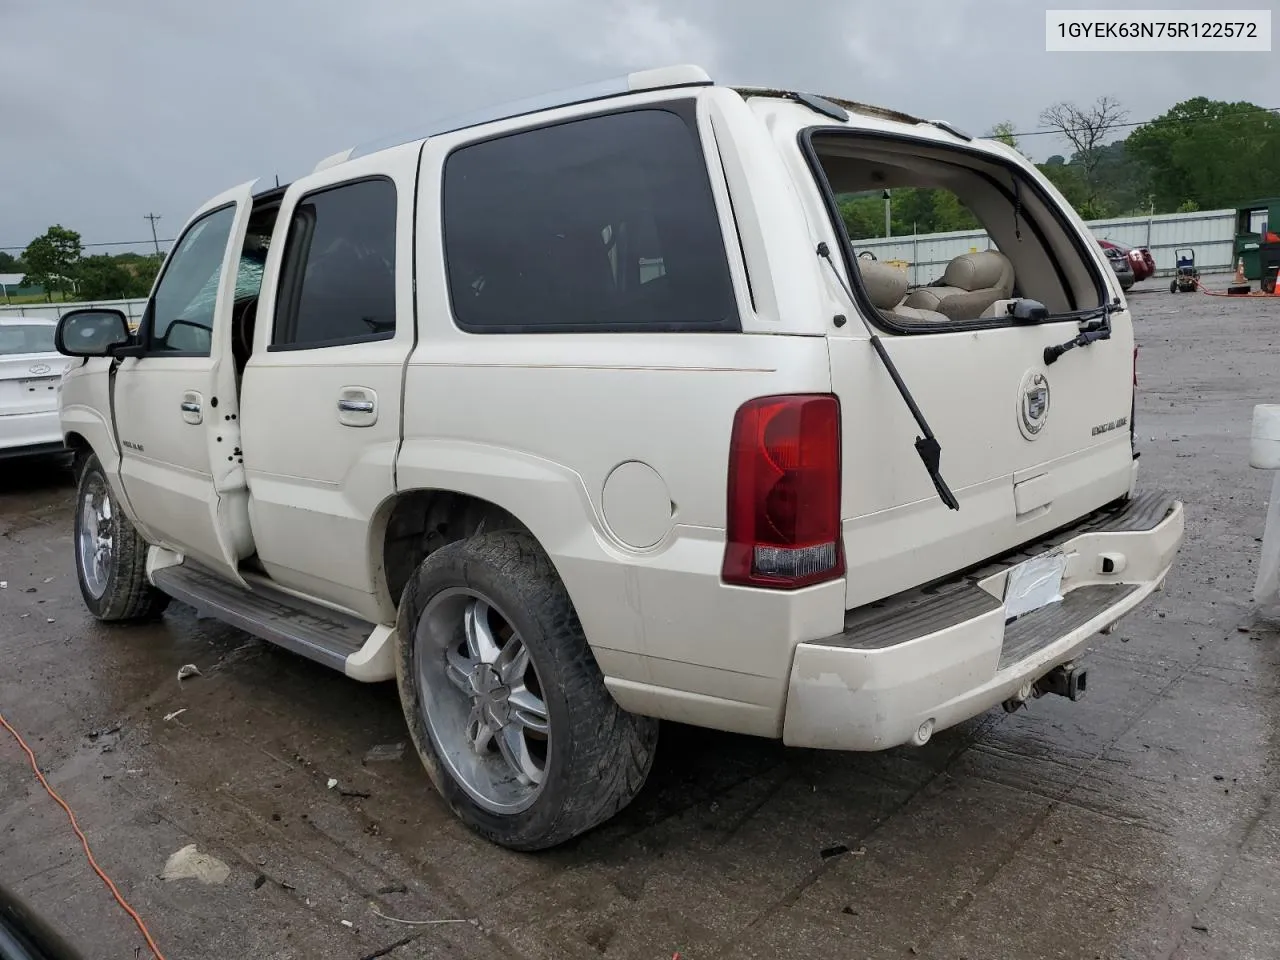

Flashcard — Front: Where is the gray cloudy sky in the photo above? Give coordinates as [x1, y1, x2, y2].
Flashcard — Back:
[1, 0, 1275, 254]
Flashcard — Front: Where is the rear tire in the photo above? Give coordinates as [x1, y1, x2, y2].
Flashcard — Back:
[73, 453, 170, 622]
[1169, 280, 1178, 293]
[395, 531, 659, 851]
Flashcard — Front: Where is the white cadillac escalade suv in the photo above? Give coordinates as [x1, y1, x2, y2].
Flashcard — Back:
[53, 66, 1184, 850]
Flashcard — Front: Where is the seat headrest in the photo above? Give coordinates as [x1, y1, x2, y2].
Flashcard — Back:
[942, 251, 1011, 292]
[859, 260, 909, 309]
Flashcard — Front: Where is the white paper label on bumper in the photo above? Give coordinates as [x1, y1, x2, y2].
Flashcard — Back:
[1004, 551, 1067, 621]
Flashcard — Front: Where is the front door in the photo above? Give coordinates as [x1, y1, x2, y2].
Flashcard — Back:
[239, 145, 420, 622]
[112, 183, 258, 582]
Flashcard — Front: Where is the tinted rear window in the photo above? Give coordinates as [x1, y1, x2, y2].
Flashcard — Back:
[272, 177, 398, 349]
[442, 105, 739, 333]
[0, 324, 56, 356]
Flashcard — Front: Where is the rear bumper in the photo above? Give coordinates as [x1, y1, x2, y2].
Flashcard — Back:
[782, 491, 1184, 751]
[0, 410, 66, 459]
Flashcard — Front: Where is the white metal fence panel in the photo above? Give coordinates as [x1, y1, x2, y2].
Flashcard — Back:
[854, 208, 1237, 284]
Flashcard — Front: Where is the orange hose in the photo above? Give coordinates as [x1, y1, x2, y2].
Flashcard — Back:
[1195, 280, 1280, 298]
[0, 712, 166, 960]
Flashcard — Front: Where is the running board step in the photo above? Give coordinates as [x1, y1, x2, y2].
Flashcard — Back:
[151, 564, 374, 673]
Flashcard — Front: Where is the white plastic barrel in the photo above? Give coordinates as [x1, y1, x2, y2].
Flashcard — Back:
[1252, 405, 1280, 618]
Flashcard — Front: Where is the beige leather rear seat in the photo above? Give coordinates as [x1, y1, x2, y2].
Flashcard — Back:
[858, 259, 949, 324]
[902, 250, 1014, 321]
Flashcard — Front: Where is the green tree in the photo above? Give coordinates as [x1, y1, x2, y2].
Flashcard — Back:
[1037, 161, 1090, 212]
[1039, 96, 1129, 203]
[125, 254, 163, 296]
[21, 225, 82, 300]
[988, 120, 1024, 156]
[0, 251, 21, 273]
[1087, 141, 1151, 215]
[1127, 98, 1280, 211]
[838, 194, 883, 240]
[76, 255, 136, 300]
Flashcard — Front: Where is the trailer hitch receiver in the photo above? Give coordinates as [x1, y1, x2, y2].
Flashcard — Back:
[1034, 662, 1088, 702]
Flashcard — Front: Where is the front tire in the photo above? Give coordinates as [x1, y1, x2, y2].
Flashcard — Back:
[395, 531, 658, 851]
[73, 453, 170, 622]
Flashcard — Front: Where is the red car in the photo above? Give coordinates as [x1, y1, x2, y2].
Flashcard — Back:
[1098, 239, 1155, 282]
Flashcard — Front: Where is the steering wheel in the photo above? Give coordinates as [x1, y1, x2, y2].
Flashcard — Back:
[858, 250, 877, 261]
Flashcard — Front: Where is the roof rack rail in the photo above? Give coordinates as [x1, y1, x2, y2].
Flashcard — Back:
[312, 64, 713, 173]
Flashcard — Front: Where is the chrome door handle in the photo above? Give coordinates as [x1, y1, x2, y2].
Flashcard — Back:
[180, 401, 201, 414]
[337, 399, 374, 413]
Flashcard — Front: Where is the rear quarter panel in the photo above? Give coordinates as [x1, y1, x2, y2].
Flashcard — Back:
[396, 104, 846, 717]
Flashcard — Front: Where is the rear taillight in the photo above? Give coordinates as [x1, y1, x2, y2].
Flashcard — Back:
[723, 394, 843, 589]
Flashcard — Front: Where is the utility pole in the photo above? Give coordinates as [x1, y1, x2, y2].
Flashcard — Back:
[883, 189, 892, 238]
[143, 213, 162, 256]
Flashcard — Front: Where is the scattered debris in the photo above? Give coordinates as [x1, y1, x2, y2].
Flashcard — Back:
[1213, 774, 1225, 781]
[0, 581, 7, 589]
[253, 874, 267, 890]
[160, 844, 231, 885]
[88, 725, 122, 740]
[376, 884, 408, 895]
[281, 881, 296, 891]
[41, 577, 53, 584]
[340, 789, 371, 799]
[341, 920, 354, 929]
[821, 845, 850, 859]
[842, 906, 857, 916]
[362, 742, 406, 764]
[177, 664, 202, 681]
[369, 906, 473, 926]
[163, 709, 187, 722]
[1191, 923, 1209, 933]
[327, 778, 338, 790]
[46, 618, 54, 624]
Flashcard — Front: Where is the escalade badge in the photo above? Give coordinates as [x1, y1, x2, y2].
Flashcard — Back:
[28, 362, 51, 376]
[1018, 370, 1050, 439]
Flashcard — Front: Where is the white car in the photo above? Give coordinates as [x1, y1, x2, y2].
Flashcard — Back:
[0, 318, 72, 462]
[54, 65, 1184, 850]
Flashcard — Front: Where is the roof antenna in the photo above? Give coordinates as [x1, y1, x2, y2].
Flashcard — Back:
[1012, 176, 1023, 242]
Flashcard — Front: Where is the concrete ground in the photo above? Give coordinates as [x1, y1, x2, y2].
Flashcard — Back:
[2, 288, 1278, 960]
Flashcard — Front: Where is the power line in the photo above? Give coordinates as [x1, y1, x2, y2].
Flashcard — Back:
[0, 238, 174, 252]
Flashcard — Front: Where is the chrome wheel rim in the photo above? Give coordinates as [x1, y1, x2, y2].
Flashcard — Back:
[77, 475, 113, 600]
[415, 588, 551, 815]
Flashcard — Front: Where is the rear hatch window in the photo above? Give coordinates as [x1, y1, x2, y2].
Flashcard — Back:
[799, 128, 1136, 607]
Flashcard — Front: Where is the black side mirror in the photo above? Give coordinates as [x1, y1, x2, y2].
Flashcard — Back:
[54, 309, 131, 358]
